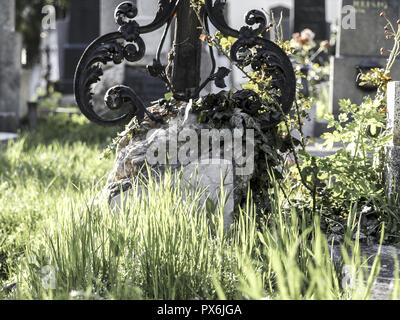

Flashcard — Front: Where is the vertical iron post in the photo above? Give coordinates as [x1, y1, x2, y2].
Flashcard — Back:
[172, 0, 202, 99]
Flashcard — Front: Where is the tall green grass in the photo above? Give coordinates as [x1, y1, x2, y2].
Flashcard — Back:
[0, 114, 396, 300]
[11, 170, 390, 300]
[0, 115, 121, 286]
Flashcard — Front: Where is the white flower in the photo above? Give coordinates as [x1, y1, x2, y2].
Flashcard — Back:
[300, 29, 316, 42]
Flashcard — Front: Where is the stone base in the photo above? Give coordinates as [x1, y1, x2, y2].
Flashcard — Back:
[330, 56, 400, 116]
[330, 244, 400, 300]
[110, 161, 234, 231]
[182, 160, 234, 230]
[123, 65, 168, 107]
[386, 146, 400, 199]
[0, 112, 18, 133]
[59, 45, 88, 94]
[106, 109, 238, 231]
[306, 140, 341, 158]
[59, 94, 78, 107]
[0, 132, 18, 144]
[313, 120, 334, 138]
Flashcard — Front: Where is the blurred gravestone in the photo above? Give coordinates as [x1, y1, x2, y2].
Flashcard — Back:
[0, 132, 18, 144]
[270, 6, 291, 41]
[100, 0, 125, 35]
[58, 0, 100, 94]
[107, 111, 235, 231]
[293, 0, 327, 40]
[124, 67, 168, 107]
[330, 0, 400, 116]
[386, 81, 400, 198]
[0, 0, 20, 133]
[56, 20, 67, 90]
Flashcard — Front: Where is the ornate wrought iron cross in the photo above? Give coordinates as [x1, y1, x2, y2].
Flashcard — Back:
[74, 0, 296, 126]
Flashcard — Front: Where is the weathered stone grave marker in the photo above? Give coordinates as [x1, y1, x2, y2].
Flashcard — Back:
[74, 0, 296, 229]
[270, 6, 291, 41]
[330, 0, 400, 117]
[58, 0, 100, 94]
[107, 111, 236, 230]
[0, 132, 18, 144]
[386, 81, 400, 198]
[293, 0, 328, 40]
[330, 244, 400, 300]
[0, 0, 20, 133]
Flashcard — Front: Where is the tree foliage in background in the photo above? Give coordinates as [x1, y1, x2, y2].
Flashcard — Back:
[16, 0, 69, 67]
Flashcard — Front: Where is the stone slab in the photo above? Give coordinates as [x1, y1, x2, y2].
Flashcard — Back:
[60, 44, 92, 94]
[56, 19, 69, 84]
[0, 132, 18, 144]
[270, 6, 291, 41]
[293, 0, 327, 40]
[386, 146, 400, 198]
[338, 0, 400, 57]
[314, 120, 334, 138]
[387, 81, 400, 146]
[0, 0, 15, 33]
[182, 160, 234, 230]
[330, 244, 400, 300]
[123, 66, 168, 107]
[19, 68, 32, 119]
[110, 162, 234, 232]
[107, 110, 235, 231]
[306, 140, 342, 158]
[68, 0, 100, 44]
[330, 56, 400, 115]
[100, 0, 124, 35]
[58, 0, 100, 94]
[0, 113, 18, 133]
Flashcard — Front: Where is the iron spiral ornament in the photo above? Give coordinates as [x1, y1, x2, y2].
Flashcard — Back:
[74, 0, 296, 127]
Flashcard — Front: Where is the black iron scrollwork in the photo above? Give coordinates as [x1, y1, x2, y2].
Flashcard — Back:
[204, 0, 295, 115]
[74, 0, 177, 126]
[74, 0, 296, 127]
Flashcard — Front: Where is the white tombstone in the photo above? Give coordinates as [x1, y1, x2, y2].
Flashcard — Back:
[387, 82, 400, 147]
[386, 81, 400, 197]
[108, 109, 235, 231]
[100, 0, 124, 35]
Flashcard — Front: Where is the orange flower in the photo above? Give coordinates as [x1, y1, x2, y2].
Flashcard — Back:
[321, 40, 330, 49]
[199, 34, 209, 42]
